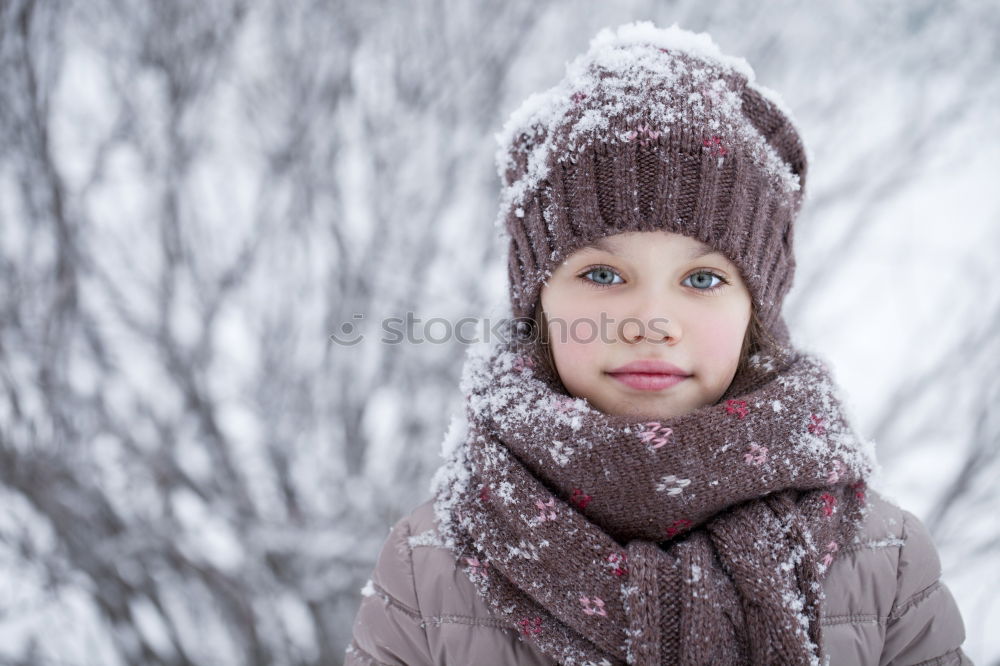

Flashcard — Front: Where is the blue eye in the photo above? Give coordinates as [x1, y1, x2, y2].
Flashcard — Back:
[683, 271, 729, 292]
[579, 266, 624, 288]
[577, 266, 731, 292]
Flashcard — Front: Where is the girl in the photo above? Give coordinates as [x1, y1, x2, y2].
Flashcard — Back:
[345, 22, 971, 666]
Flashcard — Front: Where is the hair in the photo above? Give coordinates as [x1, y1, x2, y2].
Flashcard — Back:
[524, 297, 781, 397]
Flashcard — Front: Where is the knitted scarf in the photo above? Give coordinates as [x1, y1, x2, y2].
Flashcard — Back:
[430, 337, 878, 666]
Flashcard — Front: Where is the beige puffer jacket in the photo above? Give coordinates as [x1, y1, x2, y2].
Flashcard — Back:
[345, 490, 972, 665]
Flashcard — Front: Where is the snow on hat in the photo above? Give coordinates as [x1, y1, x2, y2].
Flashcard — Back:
[496, 21, 808, 347]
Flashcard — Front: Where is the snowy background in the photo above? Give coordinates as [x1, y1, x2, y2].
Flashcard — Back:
[1, 0, 998, 664]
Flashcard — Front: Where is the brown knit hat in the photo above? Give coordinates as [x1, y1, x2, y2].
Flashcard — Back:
[495, 22, 808, 347]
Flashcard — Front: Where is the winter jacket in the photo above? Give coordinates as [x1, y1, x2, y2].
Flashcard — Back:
[345, 489, 972, 665]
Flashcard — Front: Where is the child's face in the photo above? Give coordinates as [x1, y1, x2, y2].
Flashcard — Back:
[539, 231, 752, 421]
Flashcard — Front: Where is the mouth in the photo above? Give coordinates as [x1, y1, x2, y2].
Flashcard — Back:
[605, 359, 692, 392]
[606, 372, 689, 391]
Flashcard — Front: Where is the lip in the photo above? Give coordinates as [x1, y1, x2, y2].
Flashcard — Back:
[606, 359, 692, 392]
[608, 359, 691, 376]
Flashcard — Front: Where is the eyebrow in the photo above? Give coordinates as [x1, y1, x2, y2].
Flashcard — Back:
[579, 237, 721, 260]
[686, 242, 721, 260]
[581, 237, 620, 253]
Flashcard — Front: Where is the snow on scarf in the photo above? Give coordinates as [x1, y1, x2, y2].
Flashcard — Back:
[430, 337, 878, 666]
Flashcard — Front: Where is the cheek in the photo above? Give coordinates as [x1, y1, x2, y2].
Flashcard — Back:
[551, 342, 593, 378]
[689, 307, 748, 359]
[545, 301, 607, 372]
[549, 328, 604, 399]
[549, 314, 601, 363]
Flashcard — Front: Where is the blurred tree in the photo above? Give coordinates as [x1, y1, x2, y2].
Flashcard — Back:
[1, 0, 997, 663]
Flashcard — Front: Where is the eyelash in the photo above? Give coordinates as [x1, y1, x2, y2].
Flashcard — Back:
[577, 264, 731, 293]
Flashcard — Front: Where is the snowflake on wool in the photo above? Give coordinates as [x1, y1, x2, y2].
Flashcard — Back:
[656, 474, 691, 496]
[549, 439, 572, 466]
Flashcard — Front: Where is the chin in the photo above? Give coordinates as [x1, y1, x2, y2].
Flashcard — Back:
[601, 399, 673, 421]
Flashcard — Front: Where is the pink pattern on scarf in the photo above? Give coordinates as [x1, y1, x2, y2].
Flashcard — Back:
[744, 443, 768, 465]
[518, 617, 542, 636]
[808, 414, 826, 434]
[725, 399, 749, 419]
[535, 497, 557, 522]
[638, 421, 672, 449]
[580, 596, 608, 617]
[821, 493, 838, 517]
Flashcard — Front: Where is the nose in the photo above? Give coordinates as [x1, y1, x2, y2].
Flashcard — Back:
[618, 295, 681, 345]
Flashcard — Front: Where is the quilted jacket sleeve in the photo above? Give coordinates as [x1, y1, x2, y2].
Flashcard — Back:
[345, 515, 432, 666]
[880, 509, 973, 666]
